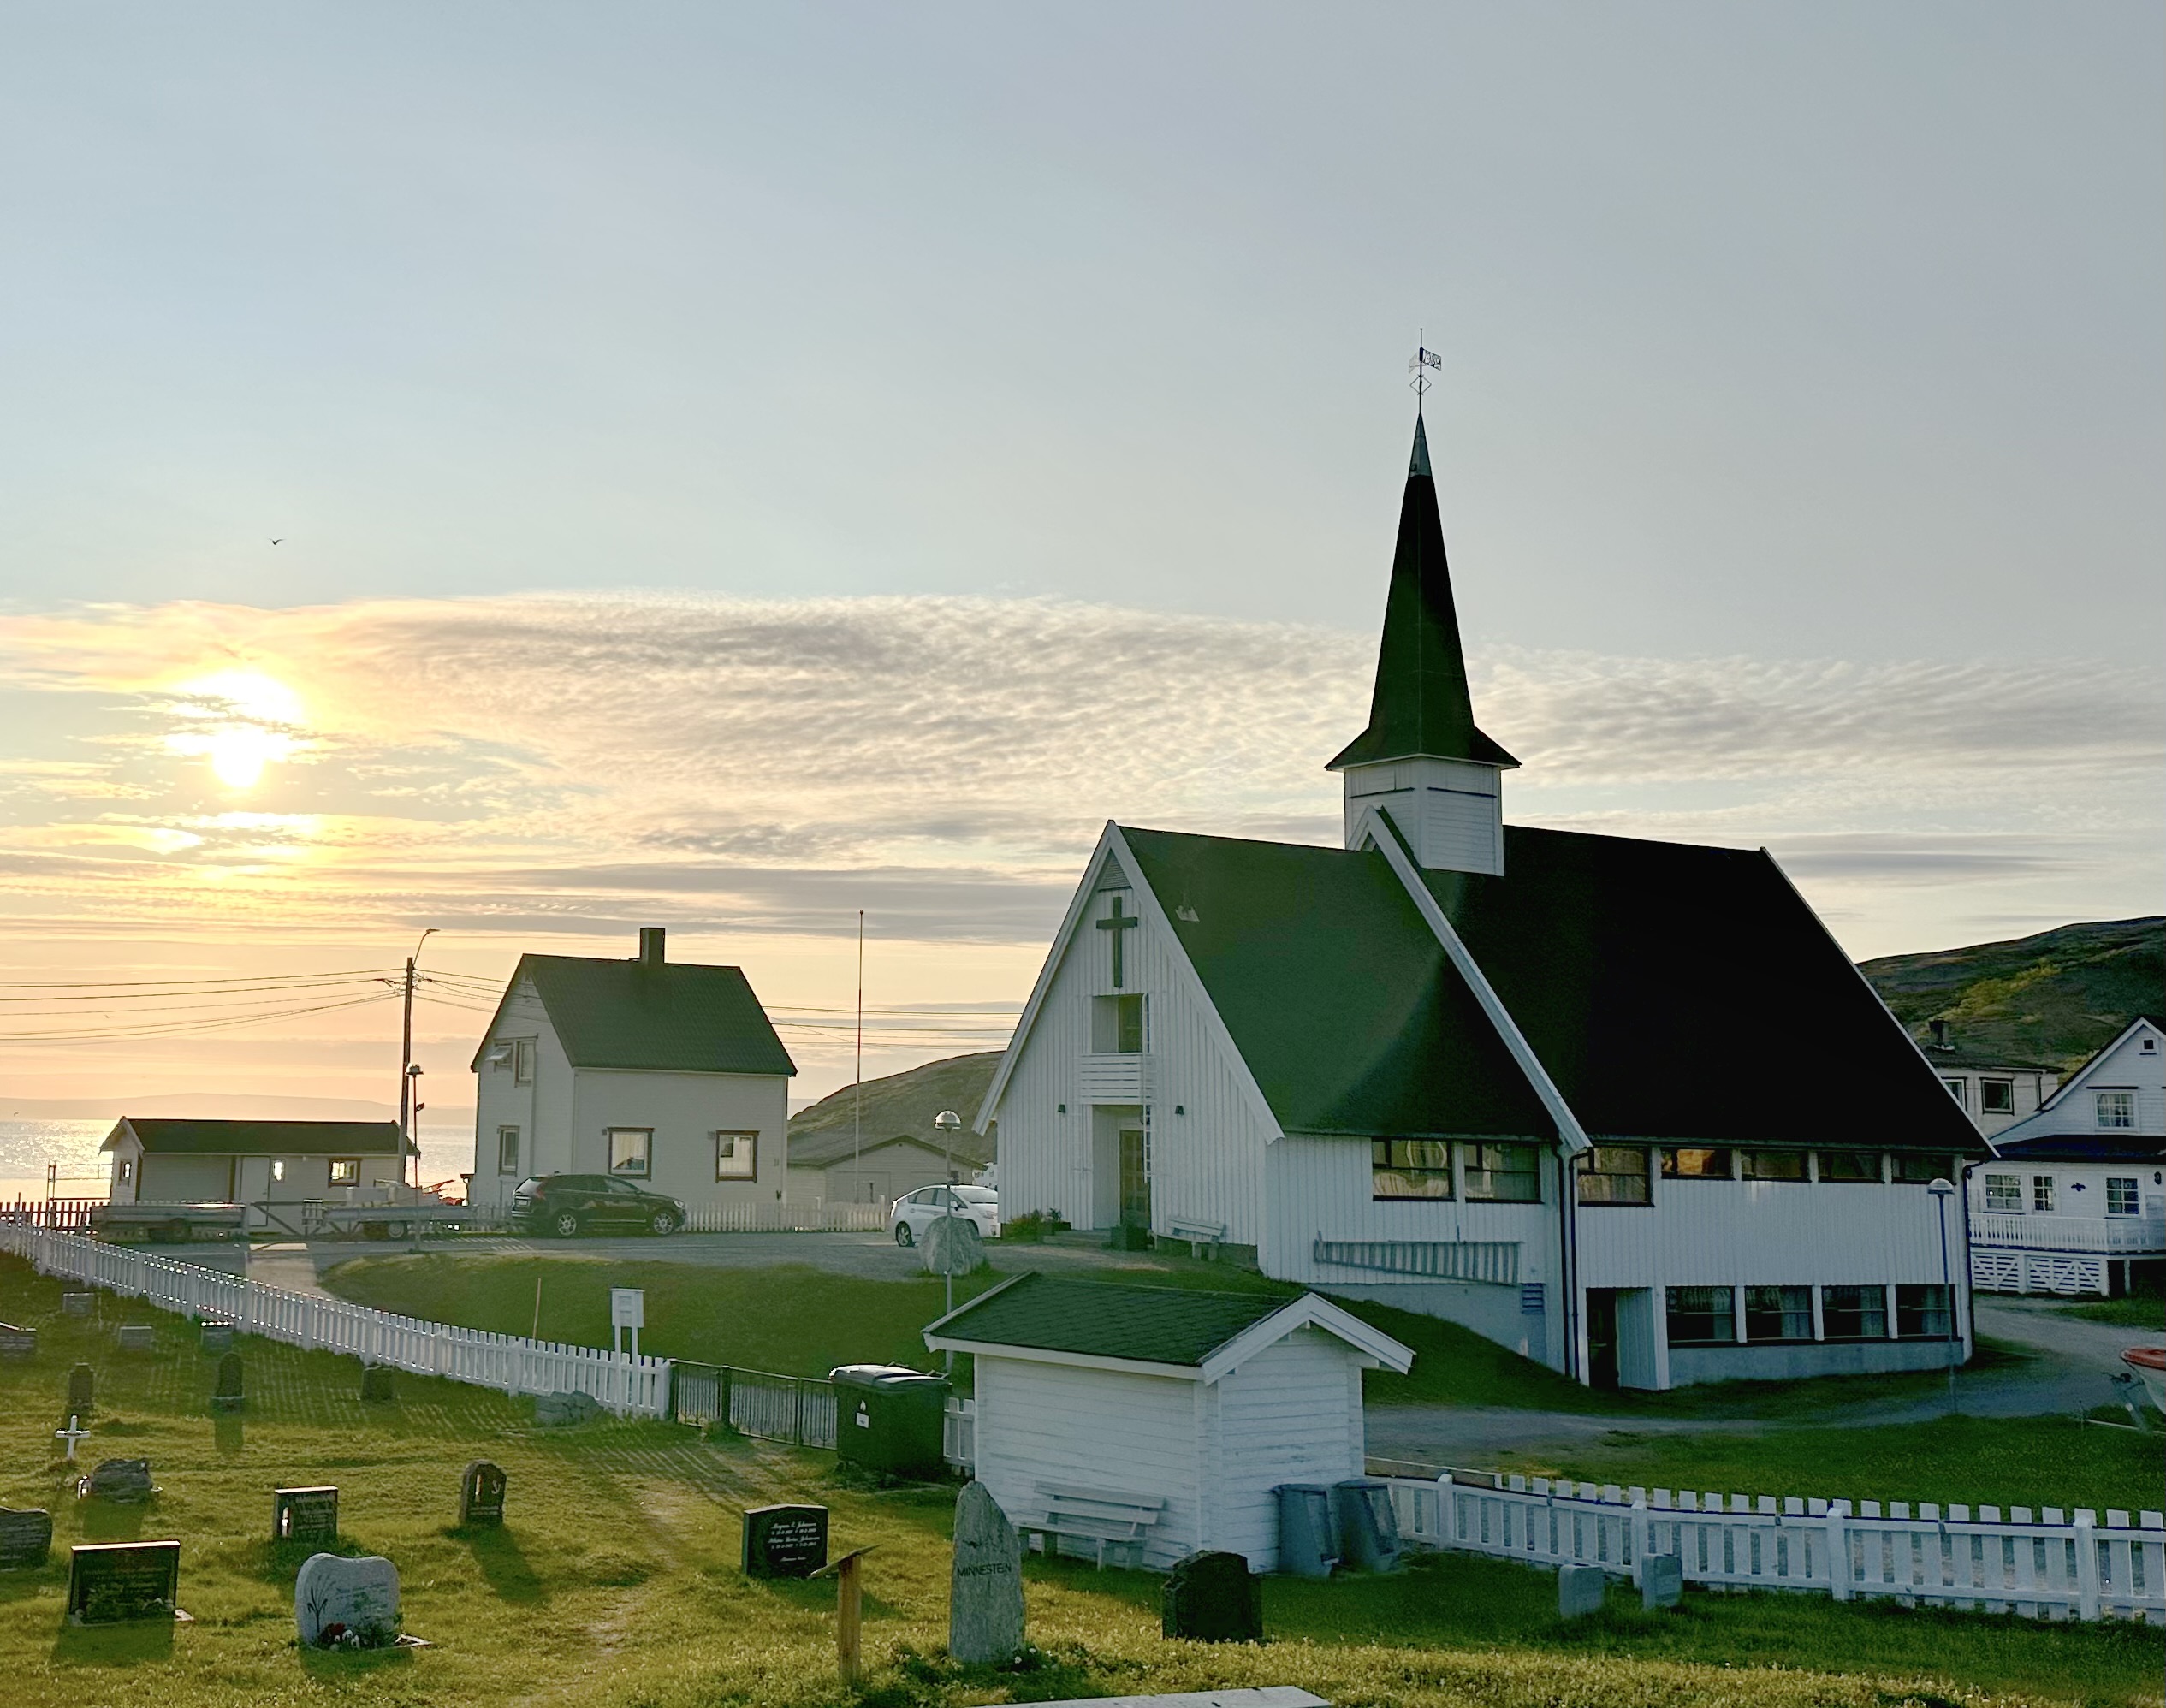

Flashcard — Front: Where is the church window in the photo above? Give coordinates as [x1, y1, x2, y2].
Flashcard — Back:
[1982, 1173, 2022, 1213]
[1820, 1284, 1886, 1340]
[2097, 1091, 2135, 1130]
[1463, 1142, 1541, 1202]
[1895, 1284, 1952, 1339]
[1576, 1147, 1650, 1206]
[1372, 1140, 1453, 1201]
[1740, 1150, 1807, 1182]
[1816, 1150, 1882, 1183]
[1091, 994, 1146, 1054]
[1980, 1079, 2015, 1114]
[1891, 1153, 1955, 1184]
[1744, 1286, 1812, 1343]
[1660, 1148, 1733, 1181]
[1665, 1287, 1735, 1345]
[2106, 1177, 2139, 1216]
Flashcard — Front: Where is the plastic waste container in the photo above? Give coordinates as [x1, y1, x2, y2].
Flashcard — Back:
[1331, 1477, 1403, 1573]
[829, 1364, 950, 1479]
[1274, 1483, 1338, 1578]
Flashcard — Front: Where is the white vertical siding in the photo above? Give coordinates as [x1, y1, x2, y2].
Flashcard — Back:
[1204, 1326, 1368, 1570]
[471, 980, 561, 1207]
[567, 1069, 789, 1213]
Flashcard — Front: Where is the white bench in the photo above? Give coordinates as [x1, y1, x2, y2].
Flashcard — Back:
[1018, 1482, 1166, 1569]
[1165, 1215, 1226, 1260]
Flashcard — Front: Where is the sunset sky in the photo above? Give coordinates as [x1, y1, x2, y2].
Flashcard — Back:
[1, 5, 2159, 1128]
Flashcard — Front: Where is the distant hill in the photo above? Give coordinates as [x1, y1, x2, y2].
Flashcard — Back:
[787, 1051, 1002, 1166]
[1860, 916, 2165, 1070]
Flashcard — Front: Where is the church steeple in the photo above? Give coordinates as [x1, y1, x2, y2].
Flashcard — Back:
[1330, 410, 1516, 875]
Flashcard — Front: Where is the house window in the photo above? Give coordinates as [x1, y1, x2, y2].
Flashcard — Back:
[1660, 1148, 1733, 1181]
[497, 1126, 520, 1175]
[1982, 1173, 2022, 1213]
[1941, 1076, 1967, 1106]
[1665, 1286, 1736, 1345]
[607, 1128, 652, 1178]
[1740, 1150, 1807, 1183]
[2097, 1091, 2135, 1130]
[1372, 1139, 1453, 1201]
[2031, 1175, 2055, 1213]
[2106, 1177, 2140, 1216]
[1576, 1146, 1650, 1206]
[1892, 1153, 1955, 1184]
[715, 1130, 757, 1181]
[1816, 1150, 1883, 1183]
[512, 1038, 536, 1084]
[329, 1159, 359, 1187]
[1091, 993, 1146, 1054]
[1744, 1285, 1812, 1343]
[1896, 1284, 1953, 1339]
[1820, 1284, 1887, 1340]
[1463, 1142, 1541, 1203]
[1980, 1079, 2015, 1115]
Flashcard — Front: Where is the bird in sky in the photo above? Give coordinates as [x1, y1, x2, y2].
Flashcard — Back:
[270, 537, 283, 545]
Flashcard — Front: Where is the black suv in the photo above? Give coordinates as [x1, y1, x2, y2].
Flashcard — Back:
[510, 1174, 686, 1238]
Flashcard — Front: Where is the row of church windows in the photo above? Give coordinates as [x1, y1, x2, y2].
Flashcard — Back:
[1667, 1284, 1952, 1346]
[1371, 1142, 1961, 1204]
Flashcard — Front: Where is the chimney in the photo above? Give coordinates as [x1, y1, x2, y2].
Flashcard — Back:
[1927, 1018, 1948, 1050]
[638, 927, 666, 967]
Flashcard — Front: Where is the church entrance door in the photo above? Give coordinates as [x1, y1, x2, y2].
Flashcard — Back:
[1118, 1125, 1151, 1230]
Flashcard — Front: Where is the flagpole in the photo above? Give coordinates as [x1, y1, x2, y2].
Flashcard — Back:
[852, 910, 863, 1203]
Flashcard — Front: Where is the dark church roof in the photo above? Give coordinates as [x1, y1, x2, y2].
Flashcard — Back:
[1119, 822, 1984, 1153]
[1326, 417, 1517, 773]
[471, 954, 796, 1076]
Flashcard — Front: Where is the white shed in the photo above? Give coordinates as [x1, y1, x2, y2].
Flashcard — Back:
[924, 1273, 1414, 1572]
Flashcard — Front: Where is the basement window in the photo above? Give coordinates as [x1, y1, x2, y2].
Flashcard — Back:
[1744, 1285, 1813, 1343]
[1372, 1139, 1452, 1201]
[328, 1159, 359, 1187]
[1820, 1284, 1887, 1341]
[1896, 1284, 1953, 1339]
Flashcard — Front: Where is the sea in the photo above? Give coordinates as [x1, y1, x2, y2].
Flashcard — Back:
[0, 1119, 480, 1204]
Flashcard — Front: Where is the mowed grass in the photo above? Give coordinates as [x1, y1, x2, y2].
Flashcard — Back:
[2062, 1296, 2166, 1331]
[0, 1256, 2160, 1707]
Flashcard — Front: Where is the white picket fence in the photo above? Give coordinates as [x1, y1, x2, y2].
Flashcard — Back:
[0, 1223, 673, 1418]
[1385, 1471, 2165, 1623]
[682, 1201, 889, 1234]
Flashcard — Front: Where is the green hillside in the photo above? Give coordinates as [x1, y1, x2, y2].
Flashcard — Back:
[1859, 916, 2164, 1070]
[787, 1048, 1001, 1165]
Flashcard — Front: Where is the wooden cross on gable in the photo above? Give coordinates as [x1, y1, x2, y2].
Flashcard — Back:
[1095, 894, 1139, 988]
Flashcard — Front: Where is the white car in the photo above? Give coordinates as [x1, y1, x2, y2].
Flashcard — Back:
[889, 1184, 1000, 1247]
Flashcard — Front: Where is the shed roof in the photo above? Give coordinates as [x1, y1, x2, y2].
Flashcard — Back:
[474, 954, 795, 1076]
[103, 1118, 407, 1157]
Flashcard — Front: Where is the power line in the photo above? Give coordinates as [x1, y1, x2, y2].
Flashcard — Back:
[0, 975, 396, 1006]
[0, 967, 402, 991]
[0, 990, 401, 1044]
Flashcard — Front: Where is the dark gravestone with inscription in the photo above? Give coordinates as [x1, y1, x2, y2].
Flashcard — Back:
[66, 1362, 95, 1416]
[949, 1480, 1024, 1664]
[0, 1322, 35, 1360]
[1162, 1549, 1264, 1643]
[359, 1364, 395, 1404]
[0, 1508, 52, 1569]
[61, 1292, 93, 1318]
[68, 1540, 183, 1624]
[79, 1459, 155, 1503]
[115, 1325, 156, 1353]
[459, 1461, 506, 1527]
[741, 1503, 828, 1579]
[273, 1486, 339, 1546]
[211, 1352, 245, 1414]
[199, 1321, 236, 1355]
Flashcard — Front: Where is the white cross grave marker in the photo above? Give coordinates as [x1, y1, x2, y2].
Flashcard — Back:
[55, 1414, 91, 1461]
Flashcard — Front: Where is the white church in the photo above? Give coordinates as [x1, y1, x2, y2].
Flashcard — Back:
[980, 415, 1986, 1390]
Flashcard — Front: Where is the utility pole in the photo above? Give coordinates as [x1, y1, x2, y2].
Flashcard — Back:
[852, 910, 863, 1205]
[400, 928, 437, 1204]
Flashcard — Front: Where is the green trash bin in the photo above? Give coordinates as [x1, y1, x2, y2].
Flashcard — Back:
[829, 1365, 950, 1480]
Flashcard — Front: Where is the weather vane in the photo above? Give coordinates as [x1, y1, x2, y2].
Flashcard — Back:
[1409, 333, 1441, 404]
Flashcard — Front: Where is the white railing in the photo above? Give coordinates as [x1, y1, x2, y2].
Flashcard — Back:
[1972, 1211, 2166, 1255]
[1386, 1472, 2165, 1623]
[0, 1224, 672, 1418]
[1973, 1248, 2109, 1296]
[682, 1201, 889, 1234]
[944, 1396, 976, 1470]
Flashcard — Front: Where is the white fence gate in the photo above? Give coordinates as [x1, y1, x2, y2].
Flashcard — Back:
[0, 1224, 673, 1418]
[1386, 1472, 2164, 1623]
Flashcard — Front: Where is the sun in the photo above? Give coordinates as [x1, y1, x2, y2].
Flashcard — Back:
[165, 669, 307, 792]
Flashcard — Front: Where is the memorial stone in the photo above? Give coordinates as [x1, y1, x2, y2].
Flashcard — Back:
[0, 1507, 51, 1569]
[741, 1503, 828, 1578]
[534, 1389, 601, 1427]
[115, 1325, 156, 1353]
[273, 1486, 340, 1546]
[1558, 1563, 1607, 1618]
[211, 1351, 245, 1413]
[199, 1321, 236, 1355]
[1162, 1550, 1264, 1643]
[61, 1292, 93, 1318]
[459, 1460, 507, 1526]
[67, 1540, 181, 1624]
[949, 1480, 1024, 1664]
[79, 1458, 155, 1503]
[294, 1551, 401, 1647]
[359, 1364, 396, 1404]
[1641, 1551, 1684, 1610]
[66, 1361, 95, 1414]
[920, 1214, 984, 1277]
[0, 1322, 35, 1359]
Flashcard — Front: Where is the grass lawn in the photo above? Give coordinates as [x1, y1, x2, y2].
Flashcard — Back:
[2061, 1296, 2166, 1331]
[3, 1256, 2160, 1708]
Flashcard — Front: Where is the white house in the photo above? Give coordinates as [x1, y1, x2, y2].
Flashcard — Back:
[923, 1272, 1414, 1572]
[1915, 1019, 2062, 1140]
[1967, 1015, 2165, 1297]
[101, 1118, 409, 1226]
[467, 927, 794, 1217]
[979, 416, 1986, 1391]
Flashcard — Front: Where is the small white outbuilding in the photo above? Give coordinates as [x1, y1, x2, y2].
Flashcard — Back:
[924, 1272, 1415, 1572]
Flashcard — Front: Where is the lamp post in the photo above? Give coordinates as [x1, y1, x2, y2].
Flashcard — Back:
[934, 1109, 963, 1373]
[1927, 1177, 1958, 1412]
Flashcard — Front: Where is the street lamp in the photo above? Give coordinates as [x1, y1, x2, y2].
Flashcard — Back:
[934, 1110, 963, 1372]
[1927, 1177, 1958, 1412]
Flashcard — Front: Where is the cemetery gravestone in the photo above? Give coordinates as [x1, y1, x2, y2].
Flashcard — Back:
[199, 1321, 236, 1355]
[115, 1325, 156, 1353]
[359, 1364, 396, 1404]
[61, 1292, 93, 1318]
[294, 1551, 401, 1647]
[921, 1214, 985, 1277]
[1162, 1550, 1264, 1643]
[67, 1540, 183, 1624]
[1558, 1563, 1607, 1618]
[66, 1362, 95, 1415]
[459, 1460, 507, 1527]
[211, 1352, 245, 1413]
[949, 1480, 1024, 1664]
[0, 1322, 35, 1360]
[79, 1458, 156, 1503]
[1641, 1551, 1684, 1610]
[741, 1503, 828, 1579]
[0, 1507, 52, 1569]
[273, 1486, 340, 1547]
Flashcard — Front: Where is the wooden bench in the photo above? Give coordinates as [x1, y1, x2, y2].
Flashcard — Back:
[1165, 1215, 1226, 1260]
[1018, 1482, 1166, 1569]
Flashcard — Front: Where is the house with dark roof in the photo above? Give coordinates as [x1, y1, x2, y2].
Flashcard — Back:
[467, 927, 794, 1218]
[1968, 1015, 2164, 1297]
[980, 415, 1986, 1390]
[102, 1118, 408, 1213]
[1914, 1019, 2062, 1140]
